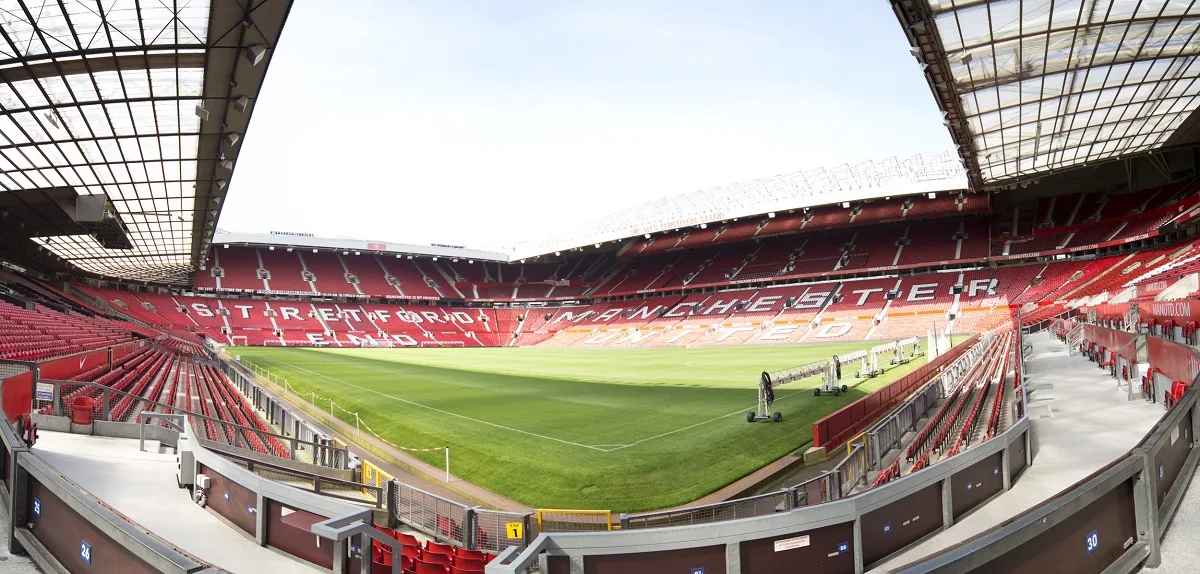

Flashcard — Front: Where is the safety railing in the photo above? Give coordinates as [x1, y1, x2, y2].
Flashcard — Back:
[36, 378, 352, 470]
[832, 443, 868, 498]
[220, 448, 384, 508]
[393, 481, 472, 542]
[621, 488, 793, 530]
[864, 334, 989, 469]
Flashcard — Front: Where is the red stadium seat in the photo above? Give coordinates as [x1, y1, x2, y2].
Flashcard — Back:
[70, 396, 94, 425]
[424, 540, 454, 557]
[421, 552, 452, 566]
[414, 560, 449, 574]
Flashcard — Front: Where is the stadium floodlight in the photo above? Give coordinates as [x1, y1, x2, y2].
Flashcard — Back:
[594, 243, 601, 248]
[700, 223, 707, 229]
[453, 258, 459, 262]
[342, 251, 349, 255]
[928, 192, 937, 199]
[555, 251, 561, 256]
[225, 133, 241, 147]
[468, 260, 473, 264]
[219, 159, 234, 171]
[841, 202, 850, 208]
[768, 212, 776, 218]
[286, 247, 292, 252]
[215, 179, 227, 190]
[313, 249, 318, 253]
[268, 246, 274, 250]
[245, 44, 267, 66]
[223, 244, 229, 248]
[644, 234, 651, 239]
[354, 251, 360, 255]
[432, 257, 438, 261]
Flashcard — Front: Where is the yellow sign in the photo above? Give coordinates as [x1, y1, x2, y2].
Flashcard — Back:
[505, 522, 523, 539]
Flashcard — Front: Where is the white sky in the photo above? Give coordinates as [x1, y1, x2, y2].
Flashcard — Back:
[218, 0, 955, 250]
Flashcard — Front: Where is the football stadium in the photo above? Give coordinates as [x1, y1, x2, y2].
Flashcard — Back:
[2, 1, 1200, 573]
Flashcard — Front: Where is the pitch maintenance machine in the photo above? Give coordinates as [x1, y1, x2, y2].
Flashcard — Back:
[746, 337, 923, 423]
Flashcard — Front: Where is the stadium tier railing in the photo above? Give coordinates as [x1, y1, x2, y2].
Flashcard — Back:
[865, 334, 992, 469]
[32, 378, 354, 472]
[813, 333, 982, 451]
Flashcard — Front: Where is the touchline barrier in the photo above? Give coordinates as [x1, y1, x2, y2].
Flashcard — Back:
[485, 326, 1200, 574]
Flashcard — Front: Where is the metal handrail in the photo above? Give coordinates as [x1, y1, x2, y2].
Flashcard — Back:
[136, 411, 184, 453]
[41, 378, 351, 467]
[213, 448, 383, 508]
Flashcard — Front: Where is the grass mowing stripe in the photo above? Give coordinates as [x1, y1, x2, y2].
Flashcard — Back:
[253, 355, 611, 452]
[233, 339, 963, 511]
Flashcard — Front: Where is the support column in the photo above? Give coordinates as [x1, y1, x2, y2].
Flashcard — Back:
[853, 517, 865, 574]
[725, 541, 741, 574]
[1001, 443, 1012, 491]
[255, 493, 267, 546]
[7, 449, 28, 556]
[941, 479, 954, 529]
[1135, 453, 1162, 568]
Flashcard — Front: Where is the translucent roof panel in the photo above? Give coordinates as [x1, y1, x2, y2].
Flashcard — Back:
[926, 0, 1200, 183]
[0, 0, 211, 281]
[0, 0, 289, 283]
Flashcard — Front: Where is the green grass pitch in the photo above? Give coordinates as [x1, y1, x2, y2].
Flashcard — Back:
[233, 341, 944, 512]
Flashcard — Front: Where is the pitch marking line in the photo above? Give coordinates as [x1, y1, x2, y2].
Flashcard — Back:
[253, 356, 807, 454]
[255, 356, 611, 452]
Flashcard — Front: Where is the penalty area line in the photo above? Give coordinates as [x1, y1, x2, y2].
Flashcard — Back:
[251, 356, 612, 453]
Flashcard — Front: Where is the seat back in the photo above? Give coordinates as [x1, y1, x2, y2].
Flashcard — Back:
[422, 552, 452, 566]
[453, 547, 486, 561]
[454, 556, 486, 570]
[424, 541, 454, 557]
[414, 561, 449, 574]
[70, 396, 95, 424]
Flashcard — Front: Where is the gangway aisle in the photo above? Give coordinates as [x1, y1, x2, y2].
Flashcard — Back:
[871, 331, 1163, 572]
[31, 431, 323, 574]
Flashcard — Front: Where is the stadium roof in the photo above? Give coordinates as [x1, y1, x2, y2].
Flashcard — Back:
[0, 0, 291, 282]
[507, 152, 967, 260]
[894, 0, 1200, 190]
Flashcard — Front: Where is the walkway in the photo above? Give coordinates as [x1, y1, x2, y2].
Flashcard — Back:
[32, 431, 323, 574]
[872, 331, 1163, 571]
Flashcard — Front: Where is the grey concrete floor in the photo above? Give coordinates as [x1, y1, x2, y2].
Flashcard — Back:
[872, 331, 1164, 572]
[31, 431, 323, 574]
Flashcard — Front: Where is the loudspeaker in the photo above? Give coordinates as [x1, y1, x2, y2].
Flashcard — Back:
[75, 194, 107, 222]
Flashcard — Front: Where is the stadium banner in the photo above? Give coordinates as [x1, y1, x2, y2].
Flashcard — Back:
[1081, 324, 1135, 352]
[2, 347, 112, 422]
[813, 334, 980, 450]
[1139, 300, 1200, 324]
[1147, 336, 1200, 383]
[1090, 304, 1130, 324]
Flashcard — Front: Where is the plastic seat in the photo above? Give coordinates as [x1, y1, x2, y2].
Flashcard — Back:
[70, 396, 95, 425]
[414, 561, 449, 574]
[393, 531, 421, 548]
[424, 541, 454, 557]
[452, 547, 485, 561]
[450, 567, 484, 574]
[453, 557, 485, 570]
[421, 552, 452, 566]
